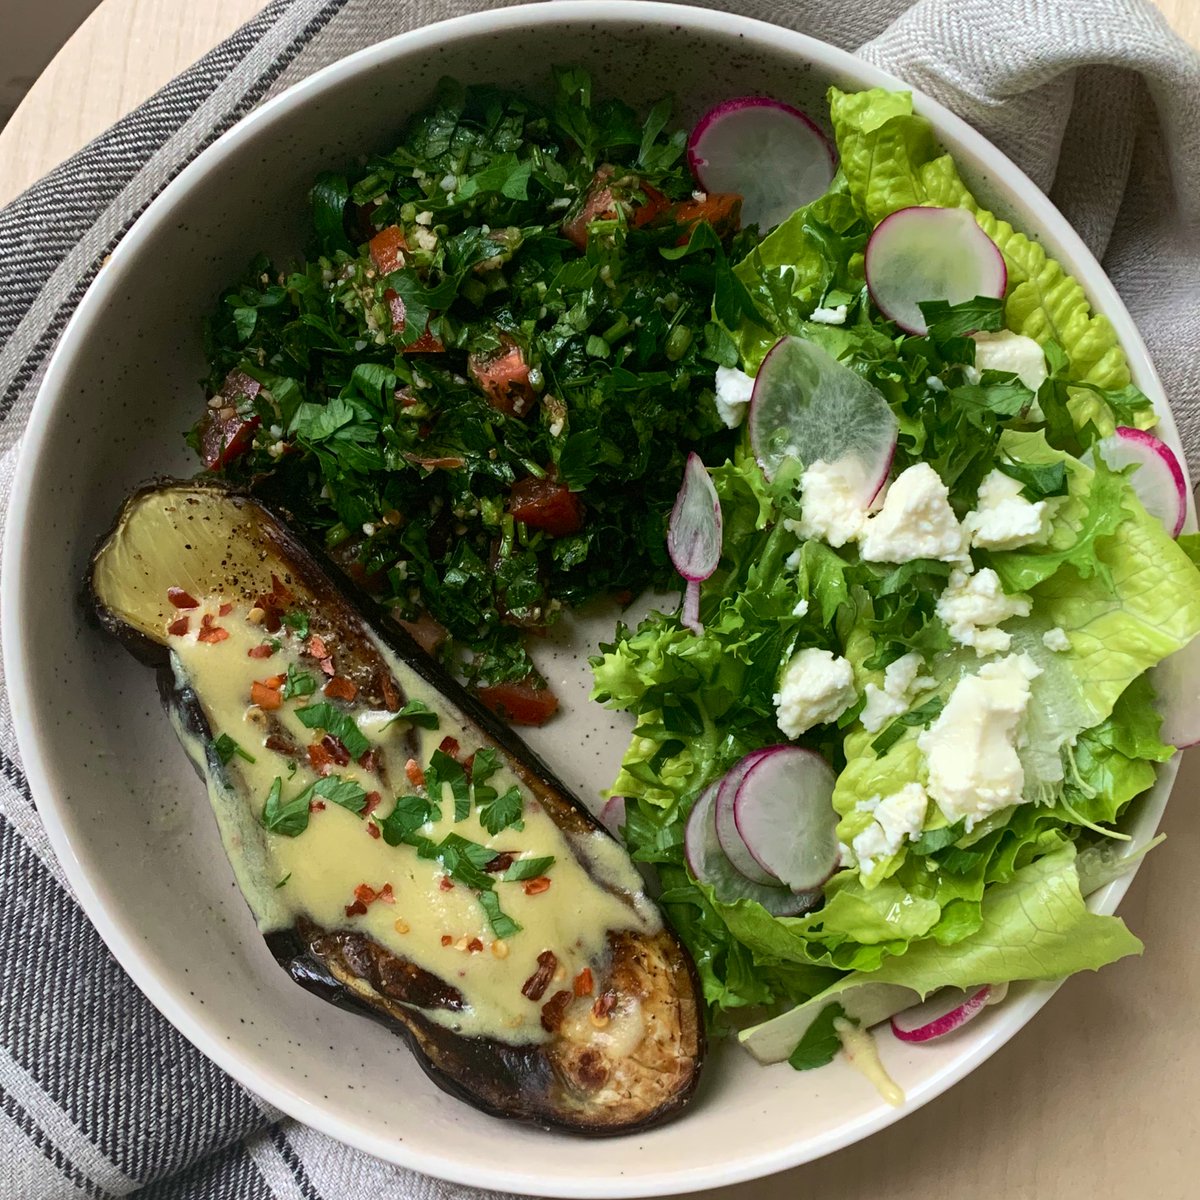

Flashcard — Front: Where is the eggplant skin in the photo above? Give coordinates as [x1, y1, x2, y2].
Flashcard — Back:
[87, 479, 706, 1135]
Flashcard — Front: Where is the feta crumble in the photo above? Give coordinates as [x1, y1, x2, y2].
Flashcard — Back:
[1042, 626, 1071, 652]
[859, 463, 968, 563]
[963, 469, 1051, 551]
[790, 458, 871, 548]
[852, 783, 930, 872]
[713, 365, 755, 429]
[970, 330, 1049, 393]
[792, 599, 810, 618]
[809, 303, 848, 325]
[860, 652, 936, 734]
[936, 566, 1032, 656]
[774, 647, 857, 738]
[918, 653, 1041, 829]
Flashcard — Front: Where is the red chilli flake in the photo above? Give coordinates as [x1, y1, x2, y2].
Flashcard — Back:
[440, 935, 453, 947]
[523, 876, 552, 896]
[167, 615, 190, 637]
[573, 968, 594, 998]
[306, 743, 334, 775]
[307, 634, 329, 660]
[319, 657, 335, 677]
[377, 883, 395, 904]
[354, 883, 378, 904]
[218, 602, 233, 617]
[323, 675, 358, 702]
[467, 937, 483, 954]
[438, 876, 454, 892]
[344, 900, 369, 917]
[309, 799, 326, 813]
[247, 643, 275, 659]
[197, 614, 229, 644]
[321, 735, 351, 767]
[540, 989, 573, 1034]
[167, 587, 199, 609]
[592, 991, 617, 1020]
[405, 759, 425, 788]
[521, 951, 558, 1002]
[366, 823, 381, 840]
[358, 748, 382, 775]
[362, 791, 382, 817]
[438, 735, 461, 759]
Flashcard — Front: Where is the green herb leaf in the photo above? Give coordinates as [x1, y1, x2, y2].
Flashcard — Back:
[260, 777, 311, 837]
[502, 855, 555, 882]
[311, 171, 353, 255]
[478, 785, 524, 835]
[275, 873, 292, 889]
[214, 733, 255, 765]
[281, 610, 311, 640]
[295, 701, 369, 758]
[477, 889, 522, 940]
[871, 696, 945, 756]
[378, 794, 434, 844]
[919, 295, 1005, 340]
[312, 775, 368, 814]
[384, 699, 440, 730]
[787, 1003, 848, 1071]
[996, 457, 1068, 500]
[281, 663, 318, 700]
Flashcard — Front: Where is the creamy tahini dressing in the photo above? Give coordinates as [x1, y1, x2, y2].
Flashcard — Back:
[166, 598, 656, 1045]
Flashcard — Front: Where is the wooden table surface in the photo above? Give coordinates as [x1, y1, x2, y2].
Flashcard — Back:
[2, 3, 1199, 1199]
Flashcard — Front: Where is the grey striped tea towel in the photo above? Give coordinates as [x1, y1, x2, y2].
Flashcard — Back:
[0, 1, 1197, 1197]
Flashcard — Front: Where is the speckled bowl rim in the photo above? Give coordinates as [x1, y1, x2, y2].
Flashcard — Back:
[3, 3, 1189, 1196]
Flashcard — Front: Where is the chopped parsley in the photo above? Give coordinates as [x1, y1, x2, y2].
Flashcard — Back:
[197, 68, 745, 688]
[213, 733, 255, 766]
[384, 699, 439, 730]
[294, 701, 370, 759]
[501, 855, 554, 882]
[281, 610, 310, 640]
[281, 663, 317, 699]
[260, 773, 368, 836]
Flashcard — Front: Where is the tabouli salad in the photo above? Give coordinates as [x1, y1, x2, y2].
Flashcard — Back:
[592, 88, 1200, 1073]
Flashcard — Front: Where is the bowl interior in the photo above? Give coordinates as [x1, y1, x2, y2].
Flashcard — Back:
[3, 5, 1180, 1196]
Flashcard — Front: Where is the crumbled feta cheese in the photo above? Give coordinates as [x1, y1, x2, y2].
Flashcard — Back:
[810, 303, 848, 325]
[791, 458, 871, 548]
[926, 375, 947, 393]
[548, 418, 565, 438]
[860, 463, 967, 563]
[860, 652, 936, 733]
[714, 366, 755, 429]
[963, 365, 983, 385]
[548, 196, 571, 210]
[963, 469, 1050, 551]
[852, 783, 930, 872]
[691, 189, 708, 202]
[414, 226, 439, 252]
[785, 547, 803, 571]
[1042, 626, 1071, 652]
[439, 174, 458, 192]
[918, 654, 1041, 829]
[970, 330, 1049, 392]
[774, 648, 857, 738]
[792, 599, 810, 618]
[414, 211, 433, 226]
[361, 523, 376, 537]
[838, 841, 858, 869]
[936, 566, 1031, 656]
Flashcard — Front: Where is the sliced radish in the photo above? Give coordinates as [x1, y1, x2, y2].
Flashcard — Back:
[733, 746, 840, 891]
[599, 795, 626, 837]
[864, 206, 1007, 336]
[715, 750, 780, 886]
[687, 97, 836, 232]
[748, 336, 897, 497]
[685, 782, 820, 916]
[667, 452, 722, 581]
[890, 985, 992, 1043]
[1086, 426, 1187, 538]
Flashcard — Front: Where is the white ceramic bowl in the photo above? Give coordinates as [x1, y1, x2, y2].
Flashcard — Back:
[3, 3, 1187, 1196]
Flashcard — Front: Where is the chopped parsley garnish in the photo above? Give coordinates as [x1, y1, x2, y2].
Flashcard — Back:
[260, 773, 368, 836]
[294, 701, 369, 758]
[213, 733, 255, 766]
[281, 663, 317, 699]
[788, 1003, 848, 1072]
[477, 785, 524, 836]
[477, 890, 521, 941]
[502, 855, 555, 882]
[281, 610, 310, 640]
[384, 699, 440, 730]
[275, 873, 292, 889]
[870, 696, 945, 756]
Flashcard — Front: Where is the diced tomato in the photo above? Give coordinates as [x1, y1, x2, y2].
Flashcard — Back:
[669, 192, 742, 243]
[222, 369, 261, 403]
[398, 611, 448, 656]
[629, 182, 672, 228]
[369, 225, 409, 275]
[167, 587, 199, 609]
[561, 166, 617, 249]
[251, 680, 283, 710]
[382, 289, 445, 353]
[474, 676, 560, 726]
[508, 477, 584, 537]
[468, 338, 537, 418]
[198, 408, 260, 471]
[323, 675, 358, 702]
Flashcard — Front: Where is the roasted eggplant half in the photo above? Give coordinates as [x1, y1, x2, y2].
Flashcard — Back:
[88, 481, 704, 1134]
